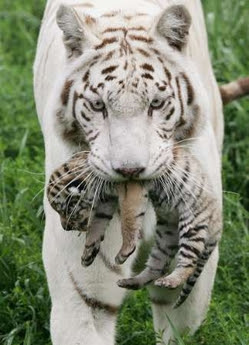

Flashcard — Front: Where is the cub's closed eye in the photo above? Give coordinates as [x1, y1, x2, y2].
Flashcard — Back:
[150, 99, 165, 110]
[91, 100, 105, 112]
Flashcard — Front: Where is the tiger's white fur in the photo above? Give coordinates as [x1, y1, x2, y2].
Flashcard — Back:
[34, 0, 223, 344]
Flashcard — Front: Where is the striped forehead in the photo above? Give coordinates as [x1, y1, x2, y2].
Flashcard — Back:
[81, 30, 172, 98]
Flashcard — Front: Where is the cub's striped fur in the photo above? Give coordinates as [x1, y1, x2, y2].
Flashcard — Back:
[47, 152, 148, 266]
[118, 148, 222, 308]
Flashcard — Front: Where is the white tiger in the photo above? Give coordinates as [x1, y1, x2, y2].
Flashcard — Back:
[33, 0, 223, 344]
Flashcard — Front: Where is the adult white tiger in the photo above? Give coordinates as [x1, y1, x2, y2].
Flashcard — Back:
[34, 0, 224, 344]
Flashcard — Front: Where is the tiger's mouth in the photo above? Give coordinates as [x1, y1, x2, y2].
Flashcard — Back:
[89, 163, 169, 188]
[88, 156, 172, 184]
[87, 143, 176, 185]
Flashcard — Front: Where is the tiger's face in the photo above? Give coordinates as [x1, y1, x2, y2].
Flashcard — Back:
[56, 5, 206, 182]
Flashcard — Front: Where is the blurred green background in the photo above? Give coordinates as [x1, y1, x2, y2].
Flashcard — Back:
[0, 0, 249, 344]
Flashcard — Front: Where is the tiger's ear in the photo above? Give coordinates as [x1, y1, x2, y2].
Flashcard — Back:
[155, 5, 191, 51]
[56, 5, 97, 59]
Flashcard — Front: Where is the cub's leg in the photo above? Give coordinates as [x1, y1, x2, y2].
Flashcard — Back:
[117, 219, 178, 289]
[154, 216, 208, 289]
[149, 246, 219, 345]
[115, 182, 148, 265]
[155, 199, 222, 292]
[174, 240, 218, 308]
[81, 198, 117, 267]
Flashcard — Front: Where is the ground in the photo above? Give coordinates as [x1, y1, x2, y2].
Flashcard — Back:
[0, 0, 248, 344]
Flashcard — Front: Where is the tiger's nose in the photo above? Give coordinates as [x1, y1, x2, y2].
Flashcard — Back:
[115, 167, 145, 178]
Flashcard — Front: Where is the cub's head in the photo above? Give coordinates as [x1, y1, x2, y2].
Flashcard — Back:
[56, 4, 207, 182]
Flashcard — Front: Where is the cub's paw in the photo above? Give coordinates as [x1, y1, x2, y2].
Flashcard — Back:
[81, 242, 101, 267]
[155, 274, 182, 289]
[115, 246, 136, 265]
[81, 232, 105, 267]
[117, 278, 142, 290]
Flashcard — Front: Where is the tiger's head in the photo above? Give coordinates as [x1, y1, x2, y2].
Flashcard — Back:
[56, 4, 207, 182]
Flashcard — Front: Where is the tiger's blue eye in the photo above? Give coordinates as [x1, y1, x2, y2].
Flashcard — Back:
[150, 99, 165, 109]
[92, 100, 105, 111]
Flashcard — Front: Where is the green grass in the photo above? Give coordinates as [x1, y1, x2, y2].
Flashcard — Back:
[0, 0, 249, 344]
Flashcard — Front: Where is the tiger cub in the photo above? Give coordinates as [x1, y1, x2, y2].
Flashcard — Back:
[47, 152, 148, 267]
[117, 151, 222, 308]
[47, 150, 222, 308]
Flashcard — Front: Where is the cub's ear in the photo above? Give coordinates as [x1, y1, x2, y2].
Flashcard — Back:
[57, 5, 98, 58]
[155, 5, 191, 51]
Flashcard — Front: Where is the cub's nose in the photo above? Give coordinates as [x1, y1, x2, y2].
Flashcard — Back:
[115, 167, 145, 178]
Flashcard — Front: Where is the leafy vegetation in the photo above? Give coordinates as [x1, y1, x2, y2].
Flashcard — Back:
[0, 0, 248, 344]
